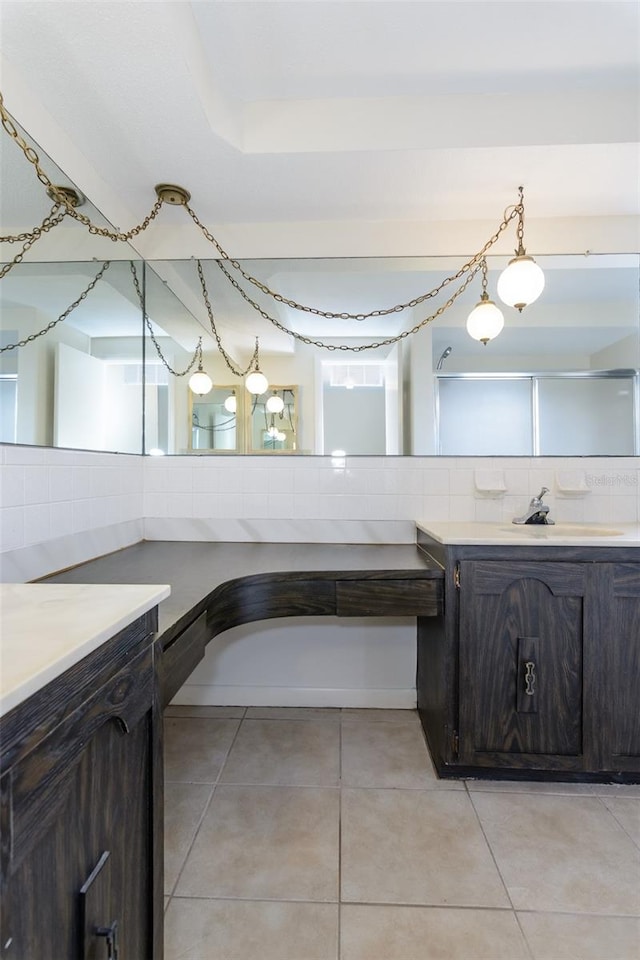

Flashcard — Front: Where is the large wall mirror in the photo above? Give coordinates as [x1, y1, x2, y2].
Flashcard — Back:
[2, 123, 639, 457]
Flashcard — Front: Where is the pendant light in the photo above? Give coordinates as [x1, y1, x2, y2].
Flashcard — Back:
[188, 338, 213, 395]
[266, 393, 284, 414]
[245, 338, 269, 395]
[466, 259, 505, 345]
[224, 393, 237, 413]
[497, 186, 545, 311]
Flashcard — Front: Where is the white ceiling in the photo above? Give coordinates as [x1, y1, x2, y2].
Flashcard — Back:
[0, 1, 638, 359]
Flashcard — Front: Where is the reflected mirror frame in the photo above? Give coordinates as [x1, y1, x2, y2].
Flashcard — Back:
[188, 385, 243, 454]
[246, 385, 298, 455]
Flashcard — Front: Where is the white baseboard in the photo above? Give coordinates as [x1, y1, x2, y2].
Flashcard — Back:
[171, 683, 417, 709]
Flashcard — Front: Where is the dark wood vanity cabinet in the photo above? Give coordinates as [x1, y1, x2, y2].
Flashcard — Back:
[0, 612, 162, 960]
[458, 560, 586, 771]
[417, 536, 640, 781]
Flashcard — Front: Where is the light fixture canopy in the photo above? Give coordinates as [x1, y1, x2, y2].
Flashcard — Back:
[497, 187, 545, 311]
[467, 259, 505, 345]
[188, 338, 213, 395]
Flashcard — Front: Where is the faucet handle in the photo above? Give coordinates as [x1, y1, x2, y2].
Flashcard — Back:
[536, 487, 549, 500]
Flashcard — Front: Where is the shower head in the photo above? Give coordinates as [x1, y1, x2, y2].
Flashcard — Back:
[436, 346, 452, 370]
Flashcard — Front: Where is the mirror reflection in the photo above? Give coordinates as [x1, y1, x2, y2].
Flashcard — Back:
[190, 387, 239, 453]
[2, 114, 638, 457]
[1, 255, 638, 456]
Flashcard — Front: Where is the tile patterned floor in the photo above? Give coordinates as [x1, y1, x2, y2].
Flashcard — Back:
[163, 706, 640, 960]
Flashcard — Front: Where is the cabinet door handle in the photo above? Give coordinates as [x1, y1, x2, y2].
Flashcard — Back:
[524, 660, 536, 696]
[96, 921, 119, 960]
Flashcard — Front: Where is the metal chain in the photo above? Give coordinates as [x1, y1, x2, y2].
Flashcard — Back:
[0, 204, 67, 279]
[200, 257, 481, 353]
[515, 185, 525, 252]
[0, 202, 65, 242]
[196, 260, 260, 377]
[1, 89, 528, 331]
[129, 262, 202, 377]
[186, 200, 517, 321]
[0, 261, 111, 351]
[0, 92, 165, 243]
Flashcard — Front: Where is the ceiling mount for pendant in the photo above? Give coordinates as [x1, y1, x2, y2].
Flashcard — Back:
[46, 185, 85, 207]
[155, 183, 191, 205]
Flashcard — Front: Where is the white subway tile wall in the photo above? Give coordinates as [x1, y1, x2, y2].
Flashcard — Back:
[1, 447, 639, 580]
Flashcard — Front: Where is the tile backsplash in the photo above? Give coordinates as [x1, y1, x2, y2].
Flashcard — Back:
[1, 446, 639, 580]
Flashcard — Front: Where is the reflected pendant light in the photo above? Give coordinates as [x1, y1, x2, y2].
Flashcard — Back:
[245, 337, 269, 395]
[224, 393, 237, 413]
[266, 393, 284, 414]
[467, 259, 505, 345]
[188, 338, 213, 395]
[497, 186, 545, 311]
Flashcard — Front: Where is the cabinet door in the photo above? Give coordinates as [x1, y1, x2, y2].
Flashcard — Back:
[1, 646, 156, 960]
[458, 561, 585, 769]
[591, 564, 640, 771]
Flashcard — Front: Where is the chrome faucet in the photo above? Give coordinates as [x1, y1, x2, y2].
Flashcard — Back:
[512, 487, 555, 525]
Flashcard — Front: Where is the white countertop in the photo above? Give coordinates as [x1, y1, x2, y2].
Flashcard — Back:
[416, 521, 640, 547]
[0, 583, 170, 718]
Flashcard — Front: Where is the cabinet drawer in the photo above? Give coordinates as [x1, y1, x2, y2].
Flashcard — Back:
[161, 612, 209, 707]
[336, 579, 442, 617]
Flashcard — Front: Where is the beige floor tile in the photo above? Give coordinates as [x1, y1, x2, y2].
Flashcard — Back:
[165, 704, 246, 719]
[518, 911, 640, 960]
[341, 708, 420, 723]
[601, 797, 640, 847]
[341, 788, 509, 907]
[175, 785, 339, 901]
[164, 717, 241, 783]
[164, 897, 338, 960]
[340, 904, 529, 960]
[245, 706, 341, 720]
[164, 782, 213, 894]
[220, 719, 340, 786]
[472, 792, 640, 915]
[341, 719, 463, 790]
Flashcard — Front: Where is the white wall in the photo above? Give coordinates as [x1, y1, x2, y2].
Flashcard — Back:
[1, 446, 639, 707]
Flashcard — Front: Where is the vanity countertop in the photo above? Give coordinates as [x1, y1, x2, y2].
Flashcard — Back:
[0, 582, 170, 718]
[416, 520, 640, 547]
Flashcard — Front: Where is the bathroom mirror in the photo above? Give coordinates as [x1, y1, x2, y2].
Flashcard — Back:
[247, 387, 298, 454]
[189, 387, 241, 453]
[2, 254, 638, 456]
[2, 119, 638, 456]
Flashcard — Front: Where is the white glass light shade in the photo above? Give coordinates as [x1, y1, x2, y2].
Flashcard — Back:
[466, 298, 505, 345]
[276, 430, 286, 442]
[266, 394, 284, 414]
[224, 394, 237, 413]
[188, 369, 213, 395]
[497, 255, 545, 311]
[245, 370, 269, 395]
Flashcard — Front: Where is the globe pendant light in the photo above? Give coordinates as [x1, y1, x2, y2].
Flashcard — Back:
[224, 393, 237, 413]
[245, 337, 269, 395]
[497, 186, 545, 312]
[466, 259, 504, 345]
[188, 338, 213, 395]
[266, 393, 284, 414]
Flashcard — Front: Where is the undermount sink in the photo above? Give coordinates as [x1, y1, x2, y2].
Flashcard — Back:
[501, 523, 624, 538]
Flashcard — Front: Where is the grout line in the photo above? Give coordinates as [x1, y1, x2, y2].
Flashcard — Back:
[594, 793, 640, 853]
[338, 717, 343, 960]
[166, 715, 246, 899]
